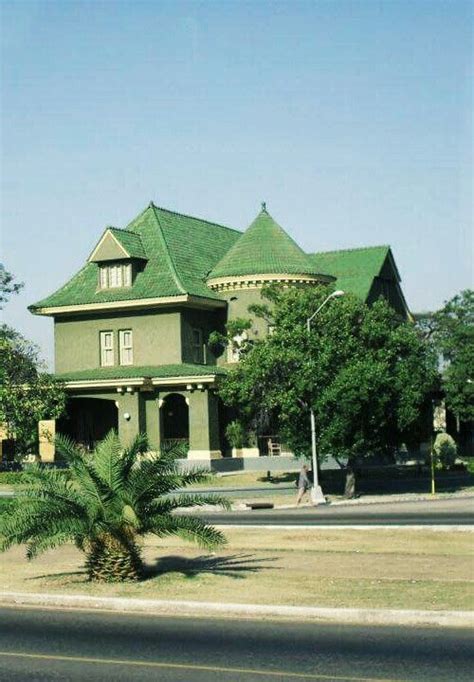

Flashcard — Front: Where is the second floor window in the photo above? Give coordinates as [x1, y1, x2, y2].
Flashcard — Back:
[192, 328, 204, 363]
[99, 263, 132, 289]
[100, 331, 114, 366]
[119, 329, 133, 365]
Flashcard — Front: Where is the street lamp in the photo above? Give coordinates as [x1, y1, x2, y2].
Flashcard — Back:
[306, 290, 344, 505]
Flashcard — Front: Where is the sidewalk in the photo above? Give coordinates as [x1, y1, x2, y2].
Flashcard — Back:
[275, 490, 474, 510]
[1, 591, 472, 628]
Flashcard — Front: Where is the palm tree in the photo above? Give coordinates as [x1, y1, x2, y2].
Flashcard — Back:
[0, 432, 229, 582]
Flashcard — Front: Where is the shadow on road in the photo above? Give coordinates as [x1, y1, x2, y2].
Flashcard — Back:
[144, 552, 277, 581]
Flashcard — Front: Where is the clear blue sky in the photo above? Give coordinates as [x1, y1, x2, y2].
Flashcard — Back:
[1, 0, 472, 367]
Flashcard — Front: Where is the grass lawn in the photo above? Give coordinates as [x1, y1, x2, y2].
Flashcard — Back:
[1, 528, 473, 612]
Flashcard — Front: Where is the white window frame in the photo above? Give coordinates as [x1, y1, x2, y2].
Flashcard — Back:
[123, 263, 132, 287]
[99, 266, 108, 289]
[98, 263, 133, 289]
[100, 331, 114, 367]
[119, 329, 133, 366]
[109, 264, 122, 288]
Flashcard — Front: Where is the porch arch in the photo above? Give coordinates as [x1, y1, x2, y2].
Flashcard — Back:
[160, 393, 189, 444]
[57, 397, 118, 450]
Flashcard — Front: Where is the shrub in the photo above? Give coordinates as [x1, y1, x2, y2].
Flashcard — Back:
[433, 433, 457, 469]
[225, 420, 246, 449]
[0, 471, 25, 485]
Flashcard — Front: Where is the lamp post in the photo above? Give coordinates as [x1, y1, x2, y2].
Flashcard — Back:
[306, 290, 345, 505]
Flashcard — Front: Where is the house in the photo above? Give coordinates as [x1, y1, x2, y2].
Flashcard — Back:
[29, 201, 410, 464]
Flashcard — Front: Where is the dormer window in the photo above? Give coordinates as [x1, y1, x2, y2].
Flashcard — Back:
[99, 262, 132, 289]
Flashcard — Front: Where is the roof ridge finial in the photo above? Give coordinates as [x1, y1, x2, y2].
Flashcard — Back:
[261, 201, 267, 213]
[148, 200, 155, 208]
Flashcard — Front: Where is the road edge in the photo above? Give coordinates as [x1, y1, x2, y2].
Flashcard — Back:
[1, 591, 472, 628]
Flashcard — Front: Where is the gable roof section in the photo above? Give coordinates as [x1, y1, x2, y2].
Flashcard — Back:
[88, 227, 147, 262]
[208, 207, 325, 280]
[30, 203, 241, 313]
[309, 246, 392, 301]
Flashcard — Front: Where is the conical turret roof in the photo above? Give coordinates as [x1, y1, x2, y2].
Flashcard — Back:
[208, 206, 323, 281]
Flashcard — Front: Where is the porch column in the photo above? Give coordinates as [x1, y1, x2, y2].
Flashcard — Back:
[116, 391, 145, 446]
[38, 420, 56, 462]
[144, 395, 161, 452]
[188, 389, 221, 460]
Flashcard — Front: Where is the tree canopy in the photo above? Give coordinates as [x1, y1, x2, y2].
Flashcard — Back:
[218, 286, 437, 464]
[0, 264, 23, 309]
[0, 268, 65, 456]
[0, 328, 66, 455]
[431, 290, 474, 423]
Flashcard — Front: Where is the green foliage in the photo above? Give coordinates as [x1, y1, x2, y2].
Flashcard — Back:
[433, 433, 457, 469]
[208, 331, 227, 357]
[0, 432, 229, 582]
[0, 329, 66, 456]
[219, 286, 437, 463]
[0, 264, 23, 309]
[225, 420, 246, 449]
[0, 471, 26, 485]
[431, 290, 474, 422]
[208, 318, 253, 360]
[465, 458, 474, 474]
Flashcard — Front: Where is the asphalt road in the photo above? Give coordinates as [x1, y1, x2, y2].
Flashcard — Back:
[0, 606, 472, 681]
[195, 497, 474, 526]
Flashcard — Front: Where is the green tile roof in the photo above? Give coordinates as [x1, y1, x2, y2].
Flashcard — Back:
[30, 204, 241, 311]
[56, 364, 227, 382]
[208, 207, 325, 280]
[107, 228, 147, 260]
[309, 246, 391, 301]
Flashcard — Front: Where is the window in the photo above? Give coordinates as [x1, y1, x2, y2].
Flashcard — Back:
[99, 263, 132, 289]
[100, 331, 114, 366]
[192, 328, 204, 363]
[119, 330, 133, 365]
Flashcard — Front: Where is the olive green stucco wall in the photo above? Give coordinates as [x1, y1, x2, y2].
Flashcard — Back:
[216, 288, 271, 366]
[90, 234, 127, 262]
[55, 309, 182, 373]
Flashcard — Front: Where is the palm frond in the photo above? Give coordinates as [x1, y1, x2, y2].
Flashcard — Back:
[148, 514, 226, 549]
[120, 432, 149, 479]
[91, 431, 123, 491]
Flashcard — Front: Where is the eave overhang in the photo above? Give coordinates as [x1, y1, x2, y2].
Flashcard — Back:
[30, 294, 227, 317]
[63, 374, 221, 391]
[207, 272, 335, 291]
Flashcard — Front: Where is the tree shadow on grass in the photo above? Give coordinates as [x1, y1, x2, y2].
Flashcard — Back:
[257, 472, 298, 485]
[143, 552, 278, 581]
[25, 570, 86, 584]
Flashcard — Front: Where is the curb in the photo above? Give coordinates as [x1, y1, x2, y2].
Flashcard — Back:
[1, 592, 472, 628]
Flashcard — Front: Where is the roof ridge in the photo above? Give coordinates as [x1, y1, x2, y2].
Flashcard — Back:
[153, 204, 242, 235]
[108, 226, 142, 237]
[312, 245, 390, 256]
[149, 204, 187, 295]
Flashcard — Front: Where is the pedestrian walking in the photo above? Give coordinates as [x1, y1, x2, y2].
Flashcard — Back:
[296, 464, 311, 505]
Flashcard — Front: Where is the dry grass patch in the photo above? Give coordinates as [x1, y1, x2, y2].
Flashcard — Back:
[1, 528, 473, 611]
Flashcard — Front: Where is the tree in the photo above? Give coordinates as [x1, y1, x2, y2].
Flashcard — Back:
[431, 290, 474, 423]
[219, 286, 437, 485]
[0, 266, 66, 455]
[0, 329, 66, 455]
[0, 432, 229, 582]
[0, 264, 23, 308]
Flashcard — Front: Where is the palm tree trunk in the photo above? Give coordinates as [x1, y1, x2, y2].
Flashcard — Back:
[85, 538, 143, 582]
